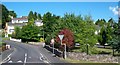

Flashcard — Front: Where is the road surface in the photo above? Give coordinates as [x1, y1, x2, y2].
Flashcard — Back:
[1, 40, 66, 65]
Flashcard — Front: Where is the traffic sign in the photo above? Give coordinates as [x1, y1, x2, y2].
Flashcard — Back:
[58, 35, 64, 41]
[51, 39, 54, 44]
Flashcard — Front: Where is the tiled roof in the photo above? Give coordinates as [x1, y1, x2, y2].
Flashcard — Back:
[8, 22, 26, 26]
[12, 16, 28, 20]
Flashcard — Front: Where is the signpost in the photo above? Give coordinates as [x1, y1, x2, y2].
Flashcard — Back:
[51, 39, 55, 56]
[58, 35, 66, 59]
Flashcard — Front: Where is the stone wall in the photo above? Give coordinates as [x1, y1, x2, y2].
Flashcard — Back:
[67, 52, 118, 63]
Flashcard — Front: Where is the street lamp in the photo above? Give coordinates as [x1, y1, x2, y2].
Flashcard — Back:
[58, 35, 66, 59]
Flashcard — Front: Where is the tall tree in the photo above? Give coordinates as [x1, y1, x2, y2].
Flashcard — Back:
[21, 24, 40, 42]
[37, 13, 42, 20]
[98, 26, 107, 46]
[34, 12, 37, 20]
[9, 11, 17, 18]
[28, 11, 34, 22]
[95, 19, 106, 26]
[1, 4, 10, 29]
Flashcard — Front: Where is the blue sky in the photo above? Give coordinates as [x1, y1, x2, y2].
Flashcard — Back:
[3, 2, 119, 21]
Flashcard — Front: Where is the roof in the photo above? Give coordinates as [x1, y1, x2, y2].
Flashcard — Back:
[12, 16, 28, 20]
[8, 22, 26, 26]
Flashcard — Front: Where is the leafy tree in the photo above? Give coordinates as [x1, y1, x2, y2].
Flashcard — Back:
[28, 11, 34, 22]
[98, 26, 107, 46]
[95, 19, 106, 26]
[37, 13, 42, 20]
[34, 12, 37, 20]
[56, 28, 74, 51]
[21, 24, 40, 42]
[43, 12, 60, 42]
[1, 4, 10, 29]
[109, 18, 120, 53]
[9, 11, 17, 18]
[13, 26, 21, 39]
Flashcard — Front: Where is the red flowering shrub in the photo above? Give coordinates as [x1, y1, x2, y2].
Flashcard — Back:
[56, 28, 74, 51]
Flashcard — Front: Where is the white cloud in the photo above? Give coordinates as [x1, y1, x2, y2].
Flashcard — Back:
[109, 6, 119, 15]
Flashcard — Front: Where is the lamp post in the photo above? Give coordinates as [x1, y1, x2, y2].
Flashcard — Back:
[58, 35, 66, 59]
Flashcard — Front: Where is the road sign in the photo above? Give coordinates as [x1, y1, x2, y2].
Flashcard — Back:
[58, 35, 64, 41]
[50, 39, 54, 44]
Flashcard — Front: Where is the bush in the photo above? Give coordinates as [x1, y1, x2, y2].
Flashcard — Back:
[8, 34, 12, 37]
[39, 38, 45, 42]
[45, 36, 51, 45]
[56, 28, 74, 51]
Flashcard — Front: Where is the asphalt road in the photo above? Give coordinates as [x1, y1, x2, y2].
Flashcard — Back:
[1, 40, 66, 65]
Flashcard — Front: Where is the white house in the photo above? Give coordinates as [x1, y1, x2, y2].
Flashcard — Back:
[5, 16, 28, 37]
[34, 20, 43, 26]
[12, 16, 28, 23]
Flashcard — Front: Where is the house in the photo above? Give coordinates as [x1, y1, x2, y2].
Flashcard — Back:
[4, 16, 28, 37]
[12, 16, 28, 23]
[95, 25, 101, 35]
[34, 20, 43, 26]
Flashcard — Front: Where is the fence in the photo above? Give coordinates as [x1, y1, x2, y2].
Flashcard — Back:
[10, 37, 21, 42]
[45, 45, 63, 57]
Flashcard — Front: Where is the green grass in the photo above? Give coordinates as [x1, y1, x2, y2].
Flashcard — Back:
[0, 42, 2, 46]
[2, 37, 10, 41]
[63, 58, 119, 65]
[64, 58, 95, 63]
[95, 47, 112, 54]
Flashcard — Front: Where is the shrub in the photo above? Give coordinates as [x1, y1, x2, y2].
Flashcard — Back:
[39, 38, 45, 42]
[56, 28, 74, 51]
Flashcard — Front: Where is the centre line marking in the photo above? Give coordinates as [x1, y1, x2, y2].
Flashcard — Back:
[24, 53, 27, 65]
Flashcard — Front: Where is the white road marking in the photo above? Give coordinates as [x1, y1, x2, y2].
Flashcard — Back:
[8, 60, 12, 63]
[24, 53, 27, 65]
[28, 57, 31, 59]
[17, 60, 22, 63]
[2, 53, 12, 63]
[39, 53, 51, 64]
[39, 57, 42, 61]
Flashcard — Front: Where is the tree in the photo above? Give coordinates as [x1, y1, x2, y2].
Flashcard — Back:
[95, 19, 106, 26]
[109, 18, 120, 53]
[9, 11, 17, 18]
[13, 26, 21, 39]
[28, 11, 34, 22]
[56, 28, 74, 51]
[43, 12, 60, 42]
[34, 12, 37, 20]
[98, 26, 107, 46]
[37, 13, 42, 20]
[1, 4, 10, 29]
[21, 24, 40, 42]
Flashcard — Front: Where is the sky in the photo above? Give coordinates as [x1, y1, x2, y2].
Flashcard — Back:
[2, 2, 119, 21]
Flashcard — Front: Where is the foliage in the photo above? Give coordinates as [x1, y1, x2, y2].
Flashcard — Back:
[43, 12, 60, 43]
[56, 28, 74, 51]
[98, 26, 107, 46]
[34, 12, 37, 20]
[37, 13, 42, 20]
[9, 11, 17, 18]
[28, 11, 34, 23]
[1, 4, 17, 29]
[1, 4, 10, 29]
[12, 26, 21, 39]
[108, 19, 120, 53]
[39, 38, 45, 42]
[20, 24, 40, 42]
[95, 19, 106, 26]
